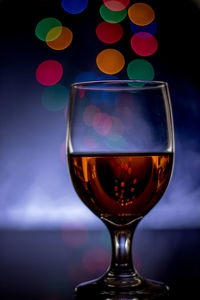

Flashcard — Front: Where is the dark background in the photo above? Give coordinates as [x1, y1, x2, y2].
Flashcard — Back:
[0, 0, 200, 299]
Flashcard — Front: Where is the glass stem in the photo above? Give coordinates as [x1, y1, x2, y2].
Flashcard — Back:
[103, 218, 142, 277]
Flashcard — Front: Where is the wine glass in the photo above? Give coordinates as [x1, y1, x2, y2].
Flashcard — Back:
[67, 80, 174, 299]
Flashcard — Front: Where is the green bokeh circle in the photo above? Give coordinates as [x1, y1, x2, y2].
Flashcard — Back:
[35, 17, 62, 42]
[100, 4, 127, 23]
[127, 59, 155, 87]
[42, 84, 69, 111]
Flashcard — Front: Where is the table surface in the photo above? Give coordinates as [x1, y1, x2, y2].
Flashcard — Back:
[1, 228, 200, 299]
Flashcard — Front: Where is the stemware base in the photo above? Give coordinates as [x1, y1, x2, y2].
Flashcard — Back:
[75, 272, 169, 299]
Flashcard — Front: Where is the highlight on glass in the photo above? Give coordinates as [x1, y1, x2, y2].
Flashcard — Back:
[67, 80, 174, 298]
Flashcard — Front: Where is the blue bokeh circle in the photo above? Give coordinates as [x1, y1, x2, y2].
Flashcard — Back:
[61, 0, 88, 14]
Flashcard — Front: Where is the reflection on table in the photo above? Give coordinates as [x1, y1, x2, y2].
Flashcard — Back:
[1, 228, 200, 300]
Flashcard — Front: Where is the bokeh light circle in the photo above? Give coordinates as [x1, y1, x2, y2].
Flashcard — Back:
[75, 71, 100, 83]
[131, 32, 158, 56]
[46, 26, 73, 50]
[82, 248, 110, 274]
[100, 4, 127, 23]
[61, 225, 88, 247]
[128, 3, 155, 26]
[127, 59, 155, 81]
[103, 0, 130, 11]
[115, 94, 134, 117]
[84, 105, 100, 126]
[106, 136, 127, 149]
[36, 60, 63, 86]
[83, 135, 98, 149]
[93, 113, 112, 136]
[42, 84, 68, 111]
[99, 74, 118, 80]
[109, 116, 124, 139]
[96, 21, 124, 44]
[35, 17, 62, 42]
[130, 20, 157, 35]
[61, 0, 88, 14]
[96, 49, 125, 75]
[60, 142, 66, 164]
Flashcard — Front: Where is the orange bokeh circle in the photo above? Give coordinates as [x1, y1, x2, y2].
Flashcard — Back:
[128, 3, 155, 26]
[96, 49, 125, 74]
[46, 26, 73, 50]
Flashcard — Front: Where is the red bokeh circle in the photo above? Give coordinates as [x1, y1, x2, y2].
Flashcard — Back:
[96, 21, 124, 44]
[103, 0, 130, 11]
[130, 32, 158, 56]
[36, 60, 63, 86]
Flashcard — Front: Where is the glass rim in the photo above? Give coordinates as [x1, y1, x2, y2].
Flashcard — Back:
[71, 80, 168, 91]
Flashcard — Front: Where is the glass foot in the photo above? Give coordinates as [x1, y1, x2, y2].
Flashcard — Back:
[75, 273, 169, 299]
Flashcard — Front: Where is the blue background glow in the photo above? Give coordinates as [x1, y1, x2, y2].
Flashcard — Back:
[0, 0, 200, 230]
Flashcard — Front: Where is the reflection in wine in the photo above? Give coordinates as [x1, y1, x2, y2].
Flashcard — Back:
[69, 153, 173, 225]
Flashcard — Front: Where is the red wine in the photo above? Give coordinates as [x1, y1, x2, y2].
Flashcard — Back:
[68, 153, 173, 224]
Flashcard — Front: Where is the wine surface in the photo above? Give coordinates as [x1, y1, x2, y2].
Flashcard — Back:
[68, 153, 173, 224]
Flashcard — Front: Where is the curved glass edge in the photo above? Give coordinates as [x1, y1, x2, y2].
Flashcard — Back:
[163, 83, 175, 154]
[71, 80, 167, 92]
[66, 80, 175, 156]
